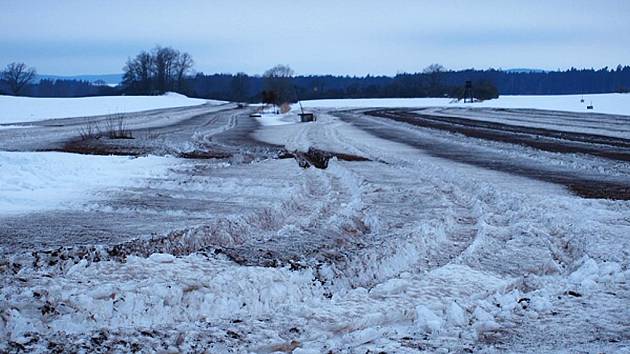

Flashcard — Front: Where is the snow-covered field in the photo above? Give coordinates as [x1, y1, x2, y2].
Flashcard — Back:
[1, 95, 629, 352]
[0, 92, 223, 124]
[303, 93, 630, 116]
[0, 152, 177, 215]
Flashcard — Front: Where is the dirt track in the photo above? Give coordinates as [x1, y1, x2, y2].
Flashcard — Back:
[337, 108, 630, 200]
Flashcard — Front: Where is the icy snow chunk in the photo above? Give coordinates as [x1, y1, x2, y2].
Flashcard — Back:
[541, 259, 562, 275]
[472, 307, 500, 335]
[446, 301, 467, 326]
[569, 258, 599, 283]
[149, 253, 176, 263]
[580, 278, 597, 291]
[569, 258, 603, 291]
[66, 259, 88, 276]
[530, 295, 553, 313]
[598, 261, 622, 281]
[7, 309, 38, 340]
[369, 278, 410, 297]
[415, 305, 443, 333]
[362, 213, 381, 234]
[293, 348, 321, 354]
[473, 306, 493, 322]
[496, 290, 520, 312]
[88, 285, 116, 300]
[340, 327, 382, 346]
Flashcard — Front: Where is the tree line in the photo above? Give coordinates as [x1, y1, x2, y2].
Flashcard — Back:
[2, 46, 630, 102]
[188, 65, 630, 103]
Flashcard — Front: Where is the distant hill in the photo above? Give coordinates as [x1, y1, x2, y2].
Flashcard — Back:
[505, 68, 547, 73]
[36, 74, 123, 85]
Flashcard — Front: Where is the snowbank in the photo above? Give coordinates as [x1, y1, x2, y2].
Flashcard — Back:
[251, 105, 300, 126]
[0, 151, 177, 215]
[255, 113, 298, 126]
[0, 92, 224, 124]
[303, 93, 630, 116]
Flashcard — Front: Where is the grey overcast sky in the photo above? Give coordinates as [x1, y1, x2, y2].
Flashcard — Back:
[1, 0, 629, 76]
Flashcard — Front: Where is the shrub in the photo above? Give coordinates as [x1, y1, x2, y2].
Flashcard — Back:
[104, 114, 133, 139]
[78, 119, 101, 140]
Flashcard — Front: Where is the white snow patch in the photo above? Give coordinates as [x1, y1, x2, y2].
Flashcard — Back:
[255, 113, 299, 126]
[0, 124, 34, 130]
[0, 92, 224, 124]
[0, 151, 178, 215]
[149, 253, 177, 263]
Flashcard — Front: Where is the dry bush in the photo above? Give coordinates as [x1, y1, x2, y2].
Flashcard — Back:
[78, 119, 101, 140]
[145, 129, 161, 140]
[280, 102, 291, 114]
[105, 113, 133, 139]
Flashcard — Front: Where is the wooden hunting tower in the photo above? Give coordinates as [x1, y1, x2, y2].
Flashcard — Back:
[463, 81, 473, 103]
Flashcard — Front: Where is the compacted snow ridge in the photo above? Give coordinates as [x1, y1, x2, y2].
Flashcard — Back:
[1, 96, 629, 353]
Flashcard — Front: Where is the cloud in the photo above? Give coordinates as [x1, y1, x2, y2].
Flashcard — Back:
[1, 0, 628, 75]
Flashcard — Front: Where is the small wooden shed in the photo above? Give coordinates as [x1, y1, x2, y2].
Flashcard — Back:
[297, 101, 316, 122]
[299, 112, 315, 122]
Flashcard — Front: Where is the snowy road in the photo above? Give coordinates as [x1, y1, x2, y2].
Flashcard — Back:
[1, 103, 629, 353]
[338, 108, 630, 200]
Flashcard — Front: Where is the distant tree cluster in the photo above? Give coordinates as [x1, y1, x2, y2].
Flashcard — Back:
[230, 72, 250, 102]
[187, 64, 503, 102]
[450, 80, 499, 101]
[183, 67, 630, 103]
[122, 46, 194, 95]
[34, 79, 117, 97]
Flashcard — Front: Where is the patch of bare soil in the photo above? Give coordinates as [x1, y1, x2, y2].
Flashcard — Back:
[279, 147, 371, 169]
[54, 138, 147, 156]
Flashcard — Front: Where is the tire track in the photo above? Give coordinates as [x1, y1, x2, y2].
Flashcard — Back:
[336, 109, 630, 200]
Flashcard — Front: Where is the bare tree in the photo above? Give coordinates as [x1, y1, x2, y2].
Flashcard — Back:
[175, 52, 194, 90]
[123, 51, 154, 93]
[122, 46, 194, 94]
[1, 62, 37, 96]
[263, 64, 295, 106]
[423, 63, 445, 96]
[153, 46, 179, 93]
